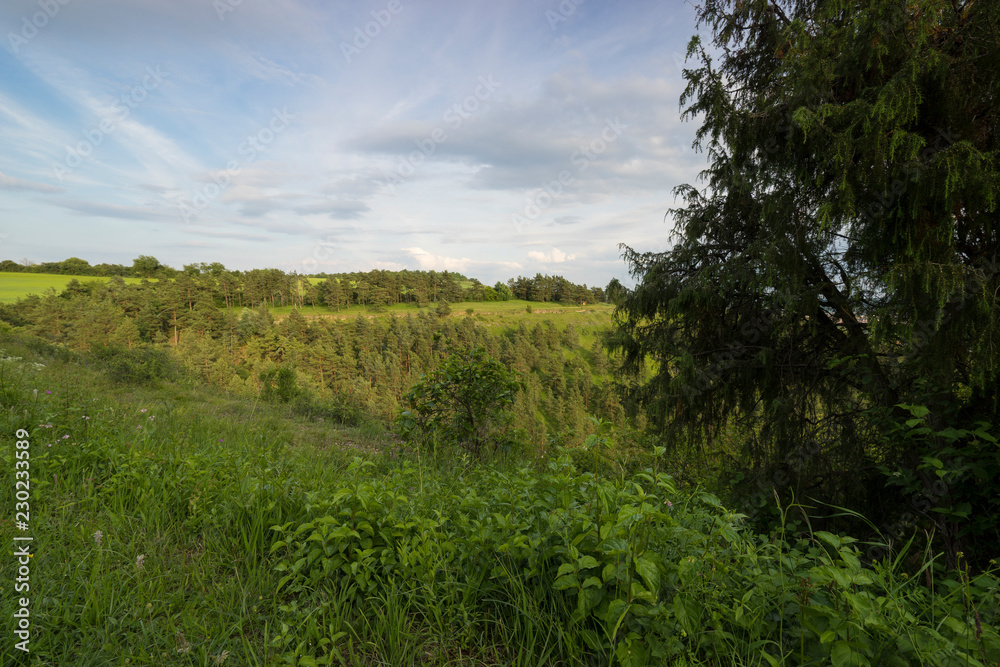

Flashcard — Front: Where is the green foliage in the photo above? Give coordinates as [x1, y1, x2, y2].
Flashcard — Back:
[398, 346, 524, 456]
[270, 453, 1000, 666]
[90, 343, 176, 384]
[237, 304, 274, 340]
[260, 365, 300, 403]
[875, 404, 1000, 569]
[610, 0, 1000, 563]
[131, 254, 164, 278]
[1, 332, 998, 666]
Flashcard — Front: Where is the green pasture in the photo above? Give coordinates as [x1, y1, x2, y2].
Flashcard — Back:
[0, 272, 144, 303]
[267, 299, 613, 328]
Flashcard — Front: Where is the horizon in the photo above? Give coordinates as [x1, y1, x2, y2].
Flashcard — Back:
[1, 1, 708, 287]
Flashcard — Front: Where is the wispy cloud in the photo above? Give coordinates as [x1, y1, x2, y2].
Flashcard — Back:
[0, 171, 63, 193]
[0, 0, 702, 285]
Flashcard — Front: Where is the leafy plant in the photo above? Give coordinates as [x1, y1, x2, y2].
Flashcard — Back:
[397, 346, 524, 457]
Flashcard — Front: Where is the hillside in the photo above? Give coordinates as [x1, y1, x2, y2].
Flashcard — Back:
[1, 329, 997, 665]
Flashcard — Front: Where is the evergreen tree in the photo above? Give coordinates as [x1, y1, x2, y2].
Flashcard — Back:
[610, 0, 1000, 565]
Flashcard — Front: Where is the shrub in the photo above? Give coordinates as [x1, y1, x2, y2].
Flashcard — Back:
[90, 344, 175, 385]
[397, 346, 524, 457]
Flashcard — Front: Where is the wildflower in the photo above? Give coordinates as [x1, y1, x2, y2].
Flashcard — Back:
[140, 409, 147, 413]
[46, 391, 51, 394]
[62, 435, 70, 439]
[83, 416, 89, 420]
[149, 416, 155, 421]
[136, 554, 145, 571]
[93, 530, 103, 546]
[665, 500, 673, 508]
[214, 650, 230, 665]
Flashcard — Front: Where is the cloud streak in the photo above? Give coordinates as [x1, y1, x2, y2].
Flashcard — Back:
[0, 0, 705, 285]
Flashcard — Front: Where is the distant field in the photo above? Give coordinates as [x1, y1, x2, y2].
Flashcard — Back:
[0, 272, 145, 303]
[0, 272, 615, 327]
[271, 299, 614, 329]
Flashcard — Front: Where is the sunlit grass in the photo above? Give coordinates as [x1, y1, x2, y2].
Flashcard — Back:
[0, 272, 145, 303]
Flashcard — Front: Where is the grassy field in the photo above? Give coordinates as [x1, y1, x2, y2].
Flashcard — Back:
[273, 300, 612, 317]
[0, 272, 145, 303]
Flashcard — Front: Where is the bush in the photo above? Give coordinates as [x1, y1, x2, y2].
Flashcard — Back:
[90, 344, 175, 385]
[397, 346, 524, 457]
[260, 365, 299, 403]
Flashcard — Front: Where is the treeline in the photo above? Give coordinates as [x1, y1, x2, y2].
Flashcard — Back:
[0, 275, 623, 444]
[3, 256, 608, 307]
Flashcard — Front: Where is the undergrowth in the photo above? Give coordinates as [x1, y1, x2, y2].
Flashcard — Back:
[0, 334, 998, 665]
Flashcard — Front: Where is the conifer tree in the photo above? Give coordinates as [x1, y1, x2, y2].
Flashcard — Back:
[609, 0, 999, 557]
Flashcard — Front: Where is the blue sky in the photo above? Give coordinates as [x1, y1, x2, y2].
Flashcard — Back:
[0, 0, 707, 286]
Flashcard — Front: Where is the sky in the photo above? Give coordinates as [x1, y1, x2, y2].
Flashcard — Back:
[0, 0, 709, 287]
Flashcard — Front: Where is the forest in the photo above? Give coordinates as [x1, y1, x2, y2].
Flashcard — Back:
[2, 1, 999, 665]
[0, 267, 621, 446]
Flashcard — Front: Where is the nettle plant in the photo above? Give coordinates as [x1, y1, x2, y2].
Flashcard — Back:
[267, 449, 1000, 666]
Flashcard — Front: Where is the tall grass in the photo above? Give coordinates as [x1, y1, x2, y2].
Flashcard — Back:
[1, 333, 998, 665]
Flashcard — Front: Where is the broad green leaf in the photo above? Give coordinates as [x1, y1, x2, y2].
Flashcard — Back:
[635, 555, 660, 593]
[831, 641, 855, 667]
[553, 574, 581, 590]
[815, 531, 842, 549]
[615, 633, 647, 667]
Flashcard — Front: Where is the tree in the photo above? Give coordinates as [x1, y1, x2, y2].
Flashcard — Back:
[493, 282, 513, 301]
[132, 255, 163, 278]
[609, 0, 999, 565]
[398, 347, 524, 456]
[62, 257, 92, 274]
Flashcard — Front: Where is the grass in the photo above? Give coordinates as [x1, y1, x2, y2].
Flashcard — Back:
[271, 300, 615, 337]
[274, 299, 613, 316]
[0, 272, 145, 303]
[1, 334, 997, 666]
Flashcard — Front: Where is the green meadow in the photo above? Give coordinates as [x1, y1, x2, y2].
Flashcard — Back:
[0, 272, 145, 303]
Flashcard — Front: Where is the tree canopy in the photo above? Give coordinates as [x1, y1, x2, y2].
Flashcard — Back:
[610, 0, 999, 566]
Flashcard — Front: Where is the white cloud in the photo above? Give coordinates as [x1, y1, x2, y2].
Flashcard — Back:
[404, 247, 521, 273]
[528, 248, 576, 263]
